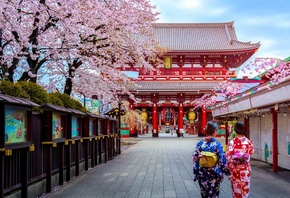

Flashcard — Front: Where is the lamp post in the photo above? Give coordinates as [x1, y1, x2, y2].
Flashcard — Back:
[118, 101, 121, 155]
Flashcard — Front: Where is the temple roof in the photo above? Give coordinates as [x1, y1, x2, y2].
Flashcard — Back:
[153, 21, 260, 52]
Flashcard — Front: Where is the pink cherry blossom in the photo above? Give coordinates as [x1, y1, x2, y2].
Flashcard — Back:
[0, 0, 164, 107]
[192, 57, 290, 109]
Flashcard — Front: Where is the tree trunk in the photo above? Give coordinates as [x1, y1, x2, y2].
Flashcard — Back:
[18, 71, 37, 83]
[63, 60, 82, 96]
[64, 78, 73, 96]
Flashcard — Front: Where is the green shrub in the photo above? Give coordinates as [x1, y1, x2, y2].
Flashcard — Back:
[47, 93, 87, 112]
[73, 99, 88, 112]
[52, 92, 76, 109]
[0, 80, 29, 98]
[18, 81, 48, 105]
[47, 93, 64, 106]
[0, 80, 89, 113]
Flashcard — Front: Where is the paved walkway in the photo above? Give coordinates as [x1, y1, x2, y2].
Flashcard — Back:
[41, 133, 290, 198]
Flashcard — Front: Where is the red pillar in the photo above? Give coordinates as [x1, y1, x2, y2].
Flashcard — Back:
[152, 103, 158, 137]
[176, 93, 185, 137]
[201, 106, 207, 136]
[272, 108, 278, 172]
[179, 103, 184, 138]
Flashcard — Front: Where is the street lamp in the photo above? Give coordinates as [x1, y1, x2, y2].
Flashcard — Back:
[118, 101, 121, 155]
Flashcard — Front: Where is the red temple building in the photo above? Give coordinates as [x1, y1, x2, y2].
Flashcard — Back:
[119, 21, 260, 137]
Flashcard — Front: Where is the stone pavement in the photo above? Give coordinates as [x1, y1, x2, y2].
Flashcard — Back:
[41, 133, 290, 198]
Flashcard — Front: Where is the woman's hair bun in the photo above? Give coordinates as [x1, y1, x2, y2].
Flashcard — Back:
[205, 121, 218, 135]
[234, 121, 246, 135]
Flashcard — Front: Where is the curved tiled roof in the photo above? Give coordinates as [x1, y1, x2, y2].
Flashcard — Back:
[153, 21, 260, 52]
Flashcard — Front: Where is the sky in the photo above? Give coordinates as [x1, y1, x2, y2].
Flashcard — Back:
[149, 0, 290, 76]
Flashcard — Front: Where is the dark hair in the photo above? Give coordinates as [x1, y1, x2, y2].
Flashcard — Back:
[234, 121, 246, 135]
[205, 121, 218, 135]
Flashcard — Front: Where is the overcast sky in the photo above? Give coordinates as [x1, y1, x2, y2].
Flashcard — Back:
[150, 0, 290, 64]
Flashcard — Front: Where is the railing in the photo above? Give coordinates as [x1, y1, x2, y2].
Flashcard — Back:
[137, 73, 236, 81]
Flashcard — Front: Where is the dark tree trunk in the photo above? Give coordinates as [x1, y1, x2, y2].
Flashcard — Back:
[64, 78, 73, 96]
[19, 71, 37, 83]
[63, 59, 82, 96]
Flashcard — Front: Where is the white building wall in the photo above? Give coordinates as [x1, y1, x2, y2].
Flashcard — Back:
[277, 113, 290, 169]
[260, 114, 273, 163]
[250, 114, 273, 163]
[212, 76, 290, 170]
[249, 113, 290, 170]
[249, 117, 261, 160]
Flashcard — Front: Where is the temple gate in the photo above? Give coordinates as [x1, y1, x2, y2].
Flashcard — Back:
[119, 22, 260, 137]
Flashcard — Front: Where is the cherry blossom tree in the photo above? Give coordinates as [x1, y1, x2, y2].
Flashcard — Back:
[192, 81, 244, 109]
[0, 0, 164, 106]
[192, 57, 290, 109]
[241, 57, 290, 87]
[121, 109, 143, 133]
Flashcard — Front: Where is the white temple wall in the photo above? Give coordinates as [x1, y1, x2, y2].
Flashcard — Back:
[277, 113, 290, 169]
[249, 113, 290, 170]
[249, 117, 262, 160]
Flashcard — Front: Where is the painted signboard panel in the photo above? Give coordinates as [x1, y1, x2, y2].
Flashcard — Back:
[72, 116, 79, 137]
[5, 107, 27, 143]
[120, 123, 129, 136]
[89, 118, 93, 136]
[98, 119, 101, 135]
[52, 113, 62, 139]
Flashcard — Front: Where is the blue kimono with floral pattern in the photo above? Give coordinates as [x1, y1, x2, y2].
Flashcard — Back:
[192, 137, 229, 198]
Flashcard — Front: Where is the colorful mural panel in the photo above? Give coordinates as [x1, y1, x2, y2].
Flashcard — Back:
[52, 113, 62, 139]
[120, 123, 129, 136]
[5, 107, 27, 143]
[89, 118, 93, 136]
[98, 120, 101, 135]
[72, 116, 79, 137]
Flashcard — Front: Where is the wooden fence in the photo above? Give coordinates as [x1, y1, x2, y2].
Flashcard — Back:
[0, 96, 120, 198]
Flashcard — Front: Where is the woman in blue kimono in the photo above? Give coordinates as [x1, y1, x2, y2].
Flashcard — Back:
[192, 121, 230, 198]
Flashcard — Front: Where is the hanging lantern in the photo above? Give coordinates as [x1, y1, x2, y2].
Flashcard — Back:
[141, 108, 148, 125]
[186, 108, 197, 124]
